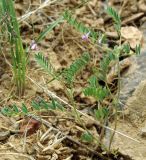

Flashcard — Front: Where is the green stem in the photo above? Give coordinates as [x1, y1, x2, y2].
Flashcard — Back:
[108, 34, 122, 151]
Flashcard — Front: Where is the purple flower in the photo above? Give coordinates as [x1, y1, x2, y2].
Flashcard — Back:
[30, 40, 38, 50]
[82, 31, 90, 41]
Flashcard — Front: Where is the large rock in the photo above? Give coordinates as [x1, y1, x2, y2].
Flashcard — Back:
[120, 51, 146, 105]
[120, 25, 146, 125]
[120, 79, 146, 125]
[111, 23, 146, 160]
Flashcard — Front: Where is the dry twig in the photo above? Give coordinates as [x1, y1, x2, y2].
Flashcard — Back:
[122, 12, 144, 25]
[18, 0, 58, 22]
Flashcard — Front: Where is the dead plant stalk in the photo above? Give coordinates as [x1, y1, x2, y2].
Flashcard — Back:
[18, 0, 58, 22]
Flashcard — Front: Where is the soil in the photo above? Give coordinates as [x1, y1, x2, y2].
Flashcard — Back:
[0, 0, 146, 160]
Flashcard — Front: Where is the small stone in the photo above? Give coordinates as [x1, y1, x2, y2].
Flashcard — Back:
[140, 126, 146, 137]
[0, 131, 10, 141]
[0, 73, 9, 81]
[36, 87, 44, 94]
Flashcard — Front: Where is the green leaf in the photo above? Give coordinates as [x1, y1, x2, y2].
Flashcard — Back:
[81, 132, 93, 142]
[35, 52, 55, 77]
[21, 103, 28, 114]
[39, 100, 49, 110]
[51, 98, 57, 110]
[94, 107, 109, 120]
[63, 52, 90, 84]
[106, 6, 121, 33]
[12, 104, 19, 114]
[99, 52, 116, 81]
[39, 99, 56, 110]
[122, 43, 130, 54]
[83, 86, 108, 101]
[39, 98, 64, 111]
[50, 99, 64, 111]
[55, 102, 64, 111]
[37, 17, 63, 42]
[135, 44, 141, 55]
[106, 6, 121, 25]
[1, 106, 12, 116]
[31, 101, 41, 110]
[88, 75, 98, 87]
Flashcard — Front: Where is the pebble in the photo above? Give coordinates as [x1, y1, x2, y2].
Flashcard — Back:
[36, 87, 44, 94]
[0, 131, 10, 141]
[1, 73, 9, 81]
[140, 126, 146, 137]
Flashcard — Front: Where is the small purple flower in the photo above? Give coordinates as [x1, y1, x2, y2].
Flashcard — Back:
[30, 40, 38, 50]
[82, 31, 90, 41]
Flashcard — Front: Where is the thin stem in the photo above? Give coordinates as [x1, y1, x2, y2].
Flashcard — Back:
[67, 88, 82, 124]
[108, 33, 122, 151]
